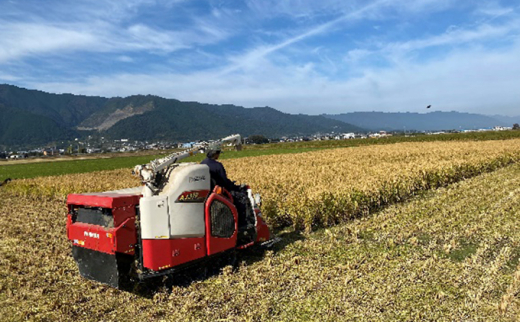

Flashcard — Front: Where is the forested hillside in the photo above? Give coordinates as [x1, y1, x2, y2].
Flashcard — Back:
[0, 84, 361, 147]
[104, 98, 363, 141]
[0, 105, 77, 146]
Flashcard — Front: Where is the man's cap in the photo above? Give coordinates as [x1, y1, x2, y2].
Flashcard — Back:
[206, 141, 222, 158]
[206, 149, 221, 158]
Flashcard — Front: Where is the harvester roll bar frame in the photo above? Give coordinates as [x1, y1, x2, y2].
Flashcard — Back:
[133, 134, 242, 197]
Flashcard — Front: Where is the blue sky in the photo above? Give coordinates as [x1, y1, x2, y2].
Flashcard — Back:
[0, 0, 519, 116]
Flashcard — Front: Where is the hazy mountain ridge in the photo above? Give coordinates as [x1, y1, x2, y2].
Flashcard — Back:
[324, 111, 519, 132]
[489, 114, 520, 125]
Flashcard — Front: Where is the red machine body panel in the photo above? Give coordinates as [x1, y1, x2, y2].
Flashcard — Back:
[142, 237, 206, 271]
[67, 193, 140, 255]
[67, 216, 116, 254]
[67, 193, 141, 209]
[205, 191, 238, 256]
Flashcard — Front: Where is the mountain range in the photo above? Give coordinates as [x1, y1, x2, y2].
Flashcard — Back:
[0, 84, 362, 148]
[1, 84, 518, 149]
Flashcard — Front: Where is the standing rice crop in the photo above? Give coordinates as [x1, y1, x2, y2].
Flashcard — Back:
[223, 140, 520, 230]
[5, 139, 520, 231]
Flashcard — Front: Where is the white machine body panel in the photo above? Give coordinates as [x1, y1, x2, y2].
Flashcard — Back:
[139, 195, 170, 239]
[139, 163, 210, 239]
[161, 163, 210, 238]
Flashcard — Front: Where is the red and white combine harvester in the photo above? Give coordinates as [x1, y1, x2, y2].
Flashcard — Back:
[66, 134, 275, 288]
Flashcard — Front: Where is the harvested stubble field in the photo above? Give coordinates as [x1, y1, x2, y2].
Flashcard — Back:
[1, 139, 520, 320]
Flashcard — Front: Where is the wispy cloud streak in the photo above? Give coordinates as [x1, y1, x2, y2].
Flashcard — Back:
[221, 0, 392, 74]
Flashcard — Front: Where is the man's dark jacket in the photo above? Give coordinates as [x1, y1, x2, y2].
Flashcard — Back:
[201, 157, 240, 192]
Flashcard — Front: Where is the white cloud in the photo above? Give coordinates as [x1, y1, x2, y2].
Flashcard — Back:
[474, 1, 516, 18]
[0, 0, 231, 63]
[0, 23, 99, 62]
[222, 0, 395, 74]
[28, 31, 520, 117]
[2, 0, 520, 117]
[0, 72, 21, 82]
[0, 19, 229, 64]
[389, 0, 455, 14]
[341, 15, 520, 68]
[125, 24, 189, 52]
[345, 49, 372, 63]
[117, 56, 134, 63]
[382, 21, 519, 55]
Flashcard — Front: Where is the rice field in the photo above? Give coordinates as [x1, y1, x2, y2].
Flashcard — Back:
[1, 139, 520, 320]
[3, 130, 520, 183]
[7, 140, 520, 230]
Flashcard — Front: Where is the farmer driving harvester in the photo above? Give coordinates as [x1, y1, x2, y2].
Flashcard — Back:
[201, 146, 240, 192]
[201, 144, 256, 244]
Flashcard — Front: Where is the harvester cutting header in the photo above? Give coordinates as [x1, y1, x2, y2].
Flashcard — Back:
[66, 134, 274, 288]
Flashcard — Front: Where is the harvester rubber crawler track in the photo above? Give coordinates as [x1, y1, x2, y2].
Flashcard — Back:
[136, 249, 237, 280]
